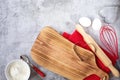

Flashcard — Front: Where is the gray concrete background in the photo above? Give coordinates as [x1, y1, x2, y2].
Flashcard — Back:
[0, 0, 120, 80]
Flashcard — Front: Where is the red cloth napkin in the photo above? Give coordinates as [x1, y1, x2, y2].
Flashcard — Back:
[62, 30, 117, 80]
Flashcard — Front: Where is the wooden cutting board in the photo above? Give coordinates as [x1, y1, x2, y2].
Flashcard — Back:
[31, 27, 109, 80]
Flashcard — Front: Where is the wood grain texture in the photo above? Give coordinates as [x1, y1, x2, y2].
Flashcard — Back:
[31, 26, 109, 80]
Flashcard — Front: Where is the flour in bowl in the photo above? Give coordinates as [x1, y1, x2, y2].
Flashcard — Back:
[5, 60, 30, 80]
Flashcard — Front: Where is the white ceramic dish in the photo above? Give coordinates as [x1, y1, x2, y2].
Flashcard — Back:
[5, 59, 30, 80]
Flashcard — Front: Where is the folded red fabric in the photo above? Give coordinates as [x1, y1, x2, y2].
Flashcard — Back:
[62, 30, 117, 80]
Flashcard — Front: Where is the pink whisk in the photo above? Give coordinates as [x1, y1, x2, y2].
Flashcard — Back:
[100, 25, 119, 60]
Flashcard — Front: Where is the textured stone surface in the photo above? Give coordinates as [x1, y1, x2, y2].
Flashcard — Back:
[0, 0, 120, 80]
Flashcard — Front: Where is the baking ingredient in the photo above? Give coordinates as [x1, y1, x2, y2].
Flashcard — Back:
[92, 18, 102, 30]
[79, 17, 91, 27]
[6, 60, 30, 80]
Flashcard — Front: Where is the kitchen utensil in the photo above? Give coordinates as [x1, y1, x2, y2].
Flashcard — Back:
[20, 55, 45, 77]
[100, 25, 119, 60]
[31, 26, 108, 80]
[76, 24, 119, 77]
[5, 59, 30, 80]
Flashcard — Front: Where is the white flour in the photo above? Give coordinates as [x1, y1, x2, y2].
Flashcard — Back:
[7, 60, 30, 80]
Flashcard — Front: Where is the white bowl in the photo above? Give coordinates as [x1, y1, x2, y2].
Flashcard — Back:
[5, 59, 30, 80]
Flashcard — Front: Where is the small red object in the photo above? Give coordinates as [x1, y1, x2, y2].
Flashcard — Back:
[32, 65, 46, 77]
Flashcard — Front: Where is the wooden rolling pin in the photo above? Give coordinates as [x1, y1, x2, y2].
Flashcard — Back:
[76, 24, 119, 77]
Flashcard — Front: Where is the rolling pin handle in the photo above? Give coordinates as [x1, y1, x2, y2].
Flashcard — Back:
[108, 64, 120, 77]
